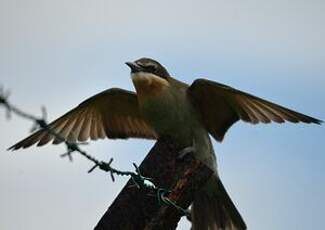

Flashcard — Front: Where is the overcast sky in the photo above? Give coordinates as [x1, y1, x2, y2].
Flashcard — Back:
[1, 1, 324, 230]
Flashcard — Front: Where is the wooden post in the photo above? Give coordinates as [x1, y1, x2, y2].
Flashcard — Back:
[94, 138, 213, 230]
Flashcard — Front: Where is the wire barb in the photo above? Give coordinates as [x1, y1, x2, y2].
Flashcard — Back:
[0, 86, 12, 119]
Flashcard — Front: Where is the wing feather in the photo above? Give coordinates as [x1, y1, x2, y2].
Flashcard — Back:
[9, 88, 158, 150]
[89, 111, 98, 140]
[188, 79, 322, 141]
[78, 110, 92, 142]
[245, 99, 271, 123]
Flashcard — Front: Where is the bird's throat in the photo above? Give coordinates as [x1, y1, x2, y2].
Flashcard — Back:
[131, 72, 170, 98]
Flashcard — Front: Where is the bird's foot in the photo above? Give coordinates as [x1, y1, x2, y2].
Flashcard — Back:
[177, 146, 196, 160]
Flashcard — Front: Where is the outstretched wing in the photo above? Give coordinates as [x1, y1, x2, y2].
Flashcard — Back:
[9, 88, 158, 150]
[188, 79, 322, 142]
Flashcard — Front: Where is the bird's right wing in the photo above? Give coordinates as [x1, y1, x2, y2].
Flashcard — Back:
[9, 88, 158, 150]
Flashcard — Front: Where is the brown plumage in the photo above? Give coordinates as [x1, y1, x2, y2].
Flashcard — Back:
[9, 88, 158, 150]
[188, 79, 322, 142]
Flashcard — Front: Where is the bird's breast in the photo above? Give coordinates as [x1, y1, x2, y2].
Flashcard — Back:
[134, 82, 196, 145]
[133, 77, 217, 170]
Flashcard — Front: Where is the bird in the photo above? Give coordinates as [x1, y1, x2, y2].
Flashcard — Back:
[9, 57, 322, 230]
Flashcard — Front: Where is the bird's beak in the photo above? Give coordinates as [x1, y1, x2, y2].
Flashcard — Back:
[125, 62, 143, 73]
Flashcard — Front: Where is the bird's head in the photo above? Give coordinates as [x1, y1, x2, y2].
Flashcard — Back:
[126, 58, 170, 80]
[126, 58, 171, 94]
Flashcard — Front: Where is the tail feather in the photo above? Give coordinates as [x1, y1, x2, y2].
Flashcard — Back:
[192, 176, 246, 230]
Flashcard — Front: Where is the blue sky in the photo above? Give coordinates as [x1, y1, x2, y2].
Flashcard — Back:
[0, 1, 324, 229]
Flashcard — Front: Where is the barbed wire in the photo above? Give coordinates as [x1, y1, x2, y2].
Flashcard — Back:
[0, 86, 190, 219]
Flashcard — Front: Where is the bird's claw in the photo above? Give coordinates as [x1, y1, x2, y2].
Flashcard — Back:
[178, 146, 196, 160]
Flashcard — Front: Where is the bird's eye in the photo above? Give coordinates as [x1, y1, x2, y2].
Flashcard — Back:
[146, 65, 156, 73]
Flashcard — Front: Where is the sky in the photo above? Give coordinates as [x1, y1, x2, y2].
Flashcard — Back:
[0, 0, 324, 229]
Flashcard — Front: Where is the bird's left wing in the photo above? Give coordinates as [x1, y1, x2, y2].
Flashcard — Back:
[9, 88, 158, 150]
[188, 79, 322, 142]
